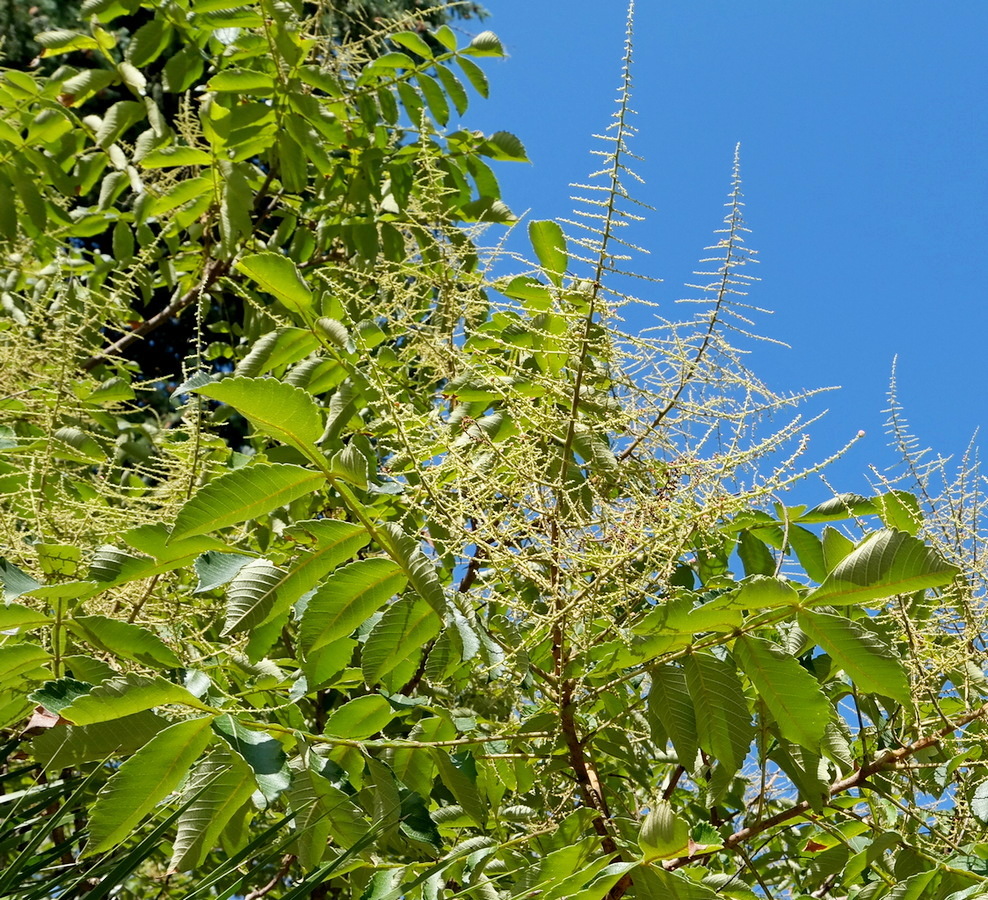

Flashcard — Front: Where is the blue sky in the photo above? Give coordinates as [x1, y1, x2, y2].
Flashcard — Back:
[461, 2, 988, 498]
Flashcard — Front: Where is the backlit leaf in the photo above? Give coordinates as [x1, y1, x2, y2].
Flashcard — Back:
[236, 252, 314, 319]
[798, 610, 910, 704]
[734, 635, 831, 749]
[300, 558, 407, 654]
[805, 529, 958, 607]
[684, 652, 752, 773]
[170, 464, 324, 541]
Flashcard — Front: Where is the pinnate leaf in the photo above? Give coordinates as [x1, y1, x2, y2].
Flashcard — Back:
[170, 464, 324, 541]
[805, 529, 957, 607]
[798, 609, 910, 704]
[193, 376, 324, 460]
[300, 558, 407, 653]
[86, 716, 214, 855]
[734, 634, 831, 750]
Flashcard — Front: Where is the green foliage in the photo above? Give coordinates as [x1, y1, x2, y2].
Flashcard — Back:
[0, 3, 986, 900]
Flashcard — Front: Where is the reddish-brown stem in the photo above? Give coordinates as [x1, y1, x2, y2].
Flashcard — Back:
[667, 702, 988, 871]
[80, 258, 230, 372]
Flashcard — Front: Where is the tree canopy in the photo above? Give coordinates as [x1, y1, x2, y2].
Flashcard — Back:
[1, 3, 986, 900]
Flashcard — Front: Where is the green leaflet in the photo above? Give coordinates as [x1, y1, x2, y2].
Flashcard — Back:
[169, 746, 256, 872]
[361, 595, 442, 689]
[288, 758, 369, 866]
[433, 750, 486, 826]
[0, 643, 51, 681]
[30, 711, 167, 771]
[683, 652, 752, 774]
[720, 574, 801, 609]
[193, 550, 253, 593]
[193, 376, 324, 462]
[821, 526, 855, 573]
[0, 557, 42, 598]
[212, 714, 290, 805]
[649, 664, 699, 770]
[258, 519, 370, 627]
[787, 524, 828, 582]
[86, 716, 214, 855]
[170, 464, 324, 541]
[738, 530, 775, 576]
[381, 523, 447, 617]
[323, 694, 394, 739]
[639, 800, 690, 861]
[235, 252, 314, 319]
[59, 674, 209, 725]
[221, 559, 284, 636]
[300, 558, 407, 654]
[734, 634, 831, 750]
[140, 146, 212, 168]
[805, 529, 958, 607]
[68, 614, 181, 668]
[528, 220, 567, 286]
[798, 609, 911, 704]
[0, 602, 51, 631]
[634, 866, 721, 899]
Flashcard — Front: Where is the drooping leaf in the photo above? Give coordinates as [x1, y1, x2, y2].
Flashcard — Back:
[0, 558, 42, 599]
[683, 652, 752, 773]
[86, 716, 214, 855]
[528, 220, 567, 286]
[288, 758, 370, 865]
[821, 526, 855, 573]
[798, 610, 911, 704]
[734, 634, 831, 750]
[787, 524, 828, 583]
[169, 746, 256, 872]
[260, 519, 370, 626]
[222, 558, 285, 636]
[381, 524, 445, 616]
[639, 800, 690, 861]
[648, 664, 698, 770]
[362, 595, 442, 687]
[971, 779, 988, 825]
[300, 558, 407, 654]
[433, 750, 486, 826]
[738, 530, 775, 577]
[213, 714, 290, 805]
[170, 464, 324, 541]
[805, 529, 958, 607]
[194, 550, 254, 593]
[193, 376, 324, 460]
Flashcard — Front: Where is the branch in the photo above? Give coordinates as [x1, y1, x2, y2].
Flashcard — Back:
[667, 702, 988, 870]
[80, 258, 230, 373]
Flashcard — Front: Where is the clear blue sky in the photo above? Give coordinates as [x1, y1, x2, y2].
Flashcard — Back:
[460, 2, 988, 497]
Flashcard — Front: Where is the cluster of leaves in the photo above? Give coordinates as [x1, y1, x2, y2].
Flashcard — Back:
[2, 3, 988, 900]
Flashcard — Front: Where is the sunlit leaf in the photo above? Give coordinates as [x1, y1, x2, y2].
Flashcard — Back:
[86, 716, 214, 855]
[170, 464, 324, 541]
